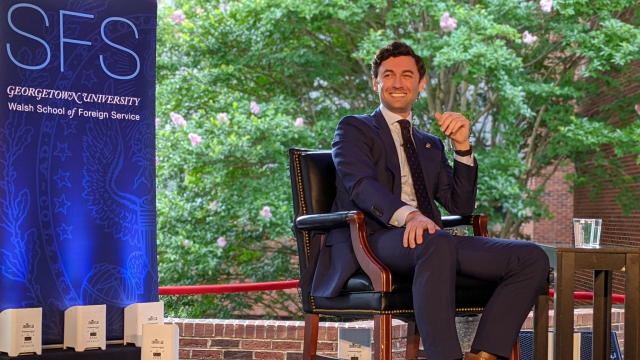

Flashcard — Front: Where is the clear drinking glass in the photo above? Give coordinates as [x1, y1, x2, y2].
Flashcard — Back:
[573, 218, 602, 248]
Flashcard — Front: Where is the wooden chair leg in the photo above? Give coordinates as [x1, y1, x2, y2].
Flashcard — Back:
[405, 321, 421, 359]
[533, 284, 550, 360]
[509, 337, 521, 360]
[303, 313, 319, 360]
[374, 314, 393, 360]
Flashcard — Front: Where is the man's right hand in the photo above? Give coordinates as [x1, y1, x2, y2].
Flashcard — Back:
[403, 211, 441, 248]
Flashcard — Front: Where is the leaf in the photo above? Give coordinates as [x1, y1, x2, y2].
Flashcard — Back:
[24, 229, 40, 277]
[0, 249, 26, 282]
[14, 189, 30, 226]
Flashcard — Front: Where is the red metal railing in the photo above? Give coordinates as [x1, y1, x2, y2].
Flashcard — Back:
[159, 280, 299, 295]
[159, 281, 625, 304]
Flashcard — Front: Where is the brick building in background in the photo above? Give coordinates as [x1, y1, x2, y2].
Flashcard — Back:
[527, 60, 639, 295]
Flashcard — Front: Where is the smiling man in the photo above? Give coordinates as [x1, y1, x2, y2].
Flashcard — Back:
[301, 42, 550, 360]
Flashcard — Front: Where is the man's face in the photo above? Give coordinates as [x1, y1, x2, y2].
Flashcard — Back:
[373, 56, 425, 117]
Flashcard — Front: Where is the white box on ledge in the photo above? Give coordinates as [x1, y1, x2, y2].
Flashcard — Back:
[0, 308, 42, 357]
[338, 328, 372, 360]
[141, 324, 179, 360]
[123, 302, 164, 347]
[63, 304, 106, 352]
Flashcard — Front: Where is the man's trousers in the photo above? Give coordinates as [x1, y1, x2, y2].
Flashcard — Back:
[368, 229, 549, 360]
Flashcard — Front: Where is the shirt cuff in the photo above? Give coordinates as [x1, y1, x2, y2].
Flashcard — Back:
[389, 205, 419, 227]
[454, 153, 475, 166]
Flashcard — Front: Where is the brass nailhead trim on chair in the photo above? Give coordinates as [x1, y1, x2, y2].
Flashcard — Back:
[310, 295, 484, 314]
[292, 150, 311, 265]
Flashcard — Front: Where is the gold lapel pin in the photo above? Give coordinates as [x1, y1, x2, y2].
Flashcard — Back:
[426, 143, 431, 148]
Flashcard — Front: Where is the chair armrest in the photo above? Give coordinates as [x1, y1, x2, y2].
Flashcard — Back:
[348, 211, 392, 292]
[296, 212, 488, 293]
[442, 215, 473, 228]
[442, 215, 489, 237]
[295, 211, 350, 230]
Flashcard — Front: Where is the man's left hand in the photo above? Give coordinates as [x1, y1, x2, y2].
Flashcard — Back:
[435, 112, 470, 150]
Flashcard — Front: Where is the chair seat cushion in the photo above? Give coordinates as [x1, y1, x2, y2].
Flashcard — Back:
[340, 273, 413, 293]
[308, 273, 498, 316]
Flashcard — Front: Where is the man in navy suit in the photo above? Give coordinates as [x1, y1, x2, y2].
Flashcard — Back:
[305, 42, 549, 360]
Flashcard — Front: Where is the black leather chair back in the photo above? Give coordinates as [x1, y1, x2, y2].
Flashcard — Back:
[289, 149, 335, 275]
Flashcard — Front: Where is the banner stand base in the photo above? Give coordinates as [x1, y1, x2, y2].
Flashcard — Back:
[0, 344, 139, 360]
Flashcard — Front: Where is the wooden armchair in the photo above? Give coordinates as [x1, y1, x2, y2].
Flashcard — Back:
[290, 148, 549, 360]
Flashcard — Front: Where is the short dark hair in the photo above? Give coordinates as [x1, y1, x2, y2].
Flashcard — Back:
[371, 41, 426, 81]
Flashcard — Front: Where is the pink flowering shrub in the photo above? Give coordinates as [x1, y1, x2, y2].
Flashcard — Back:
[170, 10, 186, 25]
[170, 112, 187, 127]
[260, 206, 272, 218]
[522, 31, 538, 45]
[216, 237, 227, 247]
[217, 112, 229, 123]
[440, 12, 457, 32]
[188, 133, 202, 146]
[540, 0, 553, 13]
[250, 101, 260, 114]
[295, 117, 304, 126]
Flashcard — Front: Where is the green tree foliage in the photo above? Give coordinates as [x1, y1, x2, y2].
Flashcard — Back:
[156, 0, 639, 318]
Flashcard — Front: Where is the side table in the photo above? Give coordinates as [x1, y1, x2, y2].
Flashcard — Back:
[537, 244, 640, 360]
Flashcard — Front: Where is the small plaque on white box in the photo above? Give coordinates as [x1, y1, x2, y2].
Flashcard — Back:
[124, 302, 164, 347]
[338, 328, 372, 360]
[0, 308, 42, 356]
[63, 305, 106, 352]
[142, 324, 179, 360]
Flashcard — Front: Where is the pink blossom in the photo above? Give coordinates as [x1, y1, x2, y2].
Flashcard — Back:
[540, 0, 553, 13]
[217, 112, 229, 124]
[170, 10, 186, 25]
[522, 31, 538, 45]
[170, 112, 187, 127]
[260, 206, 272, 218]
[155, 118, 161, 127]
[196, 7, 204, 16]
[440, 12, 458, 32]
[295, 117, 304, 127]
[219, 4, 230, 12]
[250, 101, 260, 115]
[635, 104, 640, 115]
[183, 240, 191, 247]
[209, 201, 218, 211]
[217, 237, 227, 247]
[188, 133, 202, 146]
[155, 156, 159, 165]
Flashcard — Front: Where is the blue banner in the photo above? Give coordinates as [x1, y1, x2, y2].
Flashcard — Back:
[0, 0, 158, 344]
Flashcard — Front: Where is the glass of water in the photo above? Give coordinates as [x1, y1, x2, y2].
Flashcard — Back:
[573, 218, 602, 248]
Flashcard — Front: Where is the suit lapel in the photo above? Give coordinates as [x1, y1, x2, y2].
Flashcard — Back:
[413, 130, 440, 200]
[371, 109, 401, 196]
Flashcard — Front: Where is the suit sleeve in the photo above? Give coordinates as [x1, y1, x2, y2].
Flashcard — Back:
[332, 116, 407, 225]
[434, 139, 478, 216]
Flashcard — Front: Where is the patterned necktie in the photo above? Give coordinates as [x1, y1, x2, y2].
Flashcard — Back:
[397, 119, 435, 220]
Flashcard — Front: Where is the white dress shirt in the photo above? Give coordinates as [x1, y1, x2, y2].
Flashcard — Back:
[379, 105, 474, 227]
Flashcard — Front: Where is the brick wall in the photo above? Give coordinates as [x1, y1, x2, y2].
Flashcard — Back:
[527, 60, 639, 295]
[572, 60, 640, 295]
[167, 318, 409, 360]
[168, 310, 625, 359]
[573, 147, 640, 296]
[526, 164, 575, 246]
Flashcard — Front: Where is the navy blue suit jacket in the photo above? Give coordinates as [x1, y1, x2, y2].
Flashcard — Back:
[306, 108, 478, 297]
